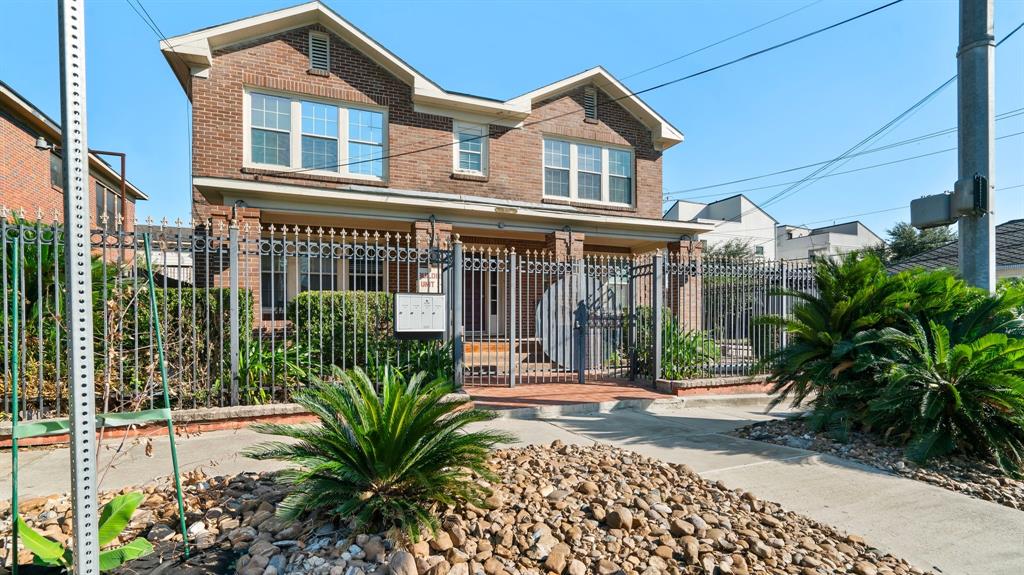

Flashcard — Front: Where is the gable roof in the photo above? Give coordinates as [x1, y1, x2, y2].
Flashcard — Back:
[888, 219, 1024, 273]
[161, 1, 683, 149]
[0, 80, 148, 201]
[507, 67, 684, 149]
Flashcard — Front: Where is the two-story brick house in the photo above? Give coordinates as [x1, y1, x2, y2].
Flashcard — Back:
[161, 1, 710, 346]
[1, 80, 146, 229]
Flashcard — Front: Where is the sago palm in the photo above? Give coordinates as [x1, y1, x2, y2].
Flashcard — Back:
[244, 367, 513, 540]
[758, 254, 915, 423]
[863, 318, 1024, 474]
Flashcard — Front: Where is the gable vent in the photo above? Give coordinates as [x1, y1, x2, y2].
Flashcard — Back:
[309, 32, 330, 72]
[583, 86, 598, 121]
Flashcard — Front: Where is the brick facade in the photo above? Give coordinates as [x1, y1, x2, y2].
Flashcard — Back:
[1, 101, 137, 228]
[189, 24, 664, 222]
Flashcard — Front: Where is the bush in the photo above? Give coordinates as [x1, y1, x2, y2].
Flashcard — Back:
[661, 318, 719, 380]
[632, 309, 719, 380]
[245, 367, 513, 540]
[758, 254, 920, 428]
[761, 252, 1024, 471]
[110, 287, 253, 408]
[290, 291, 398, 373]
[860, 317, 1024, 473]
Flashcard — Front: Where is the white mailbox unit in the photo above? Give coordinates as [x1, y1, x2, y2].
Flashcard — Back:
[394, 293, 447, 340]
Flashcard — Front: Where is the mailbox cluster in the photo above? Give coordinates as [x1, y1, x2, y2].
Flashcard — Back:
[394, 293, 446, 340]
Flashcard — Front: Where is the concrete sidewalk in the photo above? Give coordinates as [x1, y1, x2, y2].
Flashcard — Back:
[1, 403, 1021, 575]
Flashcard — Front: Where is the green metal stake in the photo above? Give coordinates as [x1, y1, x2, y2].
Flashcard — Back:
[142, 234, 190, 558]
[10, 237, 20, 575]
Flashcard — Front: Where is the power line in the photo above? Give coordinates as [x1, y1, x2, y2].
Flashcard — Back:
[672, 129, 1024, 202]
[702, 17, 1024, 233]
[269, 0, 907, 176]
[665, 107, 1024, 197]
[621, 0, 824, 81]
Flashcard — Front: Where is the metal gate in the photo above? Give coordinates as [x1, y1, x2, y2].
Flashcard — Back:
[459, 249, 655, 386]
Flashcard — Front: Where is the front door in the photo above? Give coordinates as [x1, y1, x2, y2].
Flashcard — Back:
[463, 267, 501, 335]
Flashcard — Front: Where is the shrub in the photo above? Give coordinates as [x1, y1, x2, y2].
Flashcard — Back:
[290, 291, 399, 373]
[214, 336, 313, 405]
[661, 319, 719, 380]
[398, 339, 454, 382]
[632, 309, 719, 380]
[244, 367, 513, 540]
[860, 316, 1024, 474]
[761, 251, 1024, 470]
[758, 253, 919, 428]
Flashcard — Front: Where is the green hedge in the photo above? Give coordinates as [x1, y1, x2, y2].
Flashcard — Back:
[290, 291, 398, 372]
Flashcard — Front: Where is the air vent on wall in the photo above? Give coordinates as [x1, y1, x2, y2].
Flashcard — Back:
[309, 32, 330, 72]
[583, 86, 598, 121]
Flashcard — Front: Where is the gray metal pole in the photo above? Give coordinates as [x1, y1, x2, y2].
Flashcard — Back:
[628, 258, 637, 381]
[59, 0, 100, 572]
[652, 251, 664, 383]
[507, 249, 517, 388]
[452, 237, 464, 389]
[228, 221, 240, 406]
[957, 0, 996, 292]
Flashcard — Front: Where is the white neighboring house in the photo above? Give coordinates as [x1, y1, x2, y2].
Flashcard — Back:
[663, 194, 777, 259]
[775, 221, 883, 261]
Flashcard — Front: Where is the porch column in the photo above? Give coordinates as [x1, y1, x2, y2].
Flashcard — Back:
[200, 205, 262, 316]
[545, 230, 584, 262]
[666, 239, 703, 331]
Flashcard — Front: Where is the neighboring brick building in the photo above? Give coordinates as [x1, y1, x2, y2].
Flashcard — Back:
[0, 80, 147, 229]
[161, 1, 710, 332]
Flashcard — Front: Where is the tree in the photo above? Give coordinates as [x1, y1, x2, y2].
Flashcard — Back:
[885, 222, 956, 263]
[703, 238, 761, 260]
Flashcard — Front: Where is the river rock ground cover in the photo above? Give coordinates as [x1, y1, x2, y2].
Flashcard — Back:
[2, 443, 932, 575]
[734, 418, 1024, 511]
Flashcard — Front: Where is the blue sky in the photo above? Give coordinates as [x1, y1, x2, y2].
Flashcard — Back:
[3, 0, 1023, 238]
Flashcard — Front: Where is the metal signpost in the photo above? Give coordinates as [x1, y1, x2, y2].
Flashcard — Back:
[59, 0, 101, 572]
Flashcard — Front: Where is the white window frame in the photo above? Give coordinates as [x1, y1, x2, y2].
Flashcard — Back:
[452, 121, 488, 176]
[243, 87, 388, 182]
[541, 137, 634, 207]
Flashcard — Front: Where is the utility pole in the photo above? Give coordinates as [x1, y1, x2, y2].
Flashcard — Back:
[58, 0, 101, 573]
[957, 0, 996, 291]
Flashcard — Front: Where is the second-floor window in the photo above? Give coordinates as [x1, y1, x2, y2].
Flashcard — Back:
[454, 122, 487, 175]
[247, 91, 386, 179]
[543, 138, 633, 206]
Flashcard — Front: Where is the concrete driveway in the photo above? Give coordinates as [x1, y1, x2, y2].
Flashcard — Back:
[2, 402, 1021, 575]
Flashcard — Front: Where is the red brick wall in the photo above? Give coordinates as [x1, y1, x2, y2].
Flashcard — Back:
[1, 110, 136, 227]
[191, 24, 665, 221]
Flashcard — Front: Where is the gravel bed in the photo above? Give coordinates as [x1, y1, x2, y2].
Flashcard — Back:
[2, 443, 934, 575]
[733, 418, 1024, 511]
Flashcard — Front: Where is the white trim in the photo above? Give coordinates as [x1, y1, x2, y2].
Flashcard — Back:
[193, 176, 716, 237]
[542, 137, 633, 208]
[243, 87, 388, 181]
[160, 5, 681, 147]
[452, 121, 488, 177]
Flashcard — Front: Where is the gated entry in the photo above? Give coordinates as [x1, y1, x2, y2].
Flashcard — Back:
[457, 247, 814, 387]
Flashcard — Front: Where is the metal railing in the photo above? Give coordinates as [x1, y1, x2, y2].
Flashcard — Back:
[1, 214, 817, 419]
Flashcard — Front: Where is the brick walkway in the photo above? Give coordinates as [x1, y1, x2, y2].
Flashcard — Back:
[466, 380, 668, 410]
